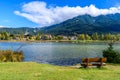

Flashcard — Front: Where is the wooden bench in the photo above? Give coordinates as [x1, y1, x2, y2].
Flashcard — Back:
[81, 58, 107, 68]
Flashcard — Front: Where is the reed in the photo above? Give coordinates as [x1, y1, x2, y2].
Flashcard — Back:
[0, 50, 24, 62]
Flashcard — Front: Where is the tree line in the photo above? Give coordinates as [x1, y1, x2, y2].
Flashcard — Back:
[77, 33, 120, 41]
[1, 32, 120, 41]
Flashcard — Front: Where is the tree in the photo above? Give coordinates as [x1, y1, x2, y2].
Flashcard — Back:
[36, 33, 40, 40]
[55, 36, 64, 40]
[0, 32, 10, 40]
[78, 34, 85, 40]
[104, 33, 112, 40]
[100, 34, 105, 40]
[116, 34, 120, 41]
[41, 35, 49, 40]
[85, 34, 91, 40]
[103, 42, 120, 63]
[92, 32, 99, 40]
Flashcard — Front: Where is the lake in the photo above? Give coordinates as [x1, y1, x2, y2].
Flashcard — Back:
[0, 42, 120, 65]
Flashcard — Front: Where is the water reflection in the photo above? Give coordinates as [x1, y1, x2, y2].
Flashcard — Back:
[0, 42, 113, 65]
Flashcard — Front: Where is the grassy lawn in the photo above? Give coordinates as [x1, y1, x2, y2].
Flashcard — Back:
[0, 62, 120, 80]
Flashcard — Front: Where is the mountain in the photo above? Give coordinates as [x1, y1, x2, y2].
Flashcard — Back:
[1, 14, 120, 35]
[0, 27, 39, 35]
[41, 13, 120, 35]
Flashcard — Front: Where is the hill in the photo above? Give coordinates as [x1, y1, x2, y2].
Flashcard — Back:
[0, 27, 39, 35]
[41, 13, 120, 35]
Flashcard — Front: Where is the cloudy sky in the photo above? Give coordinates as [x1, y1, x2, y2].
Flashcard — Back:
[0, 0, 120, 27]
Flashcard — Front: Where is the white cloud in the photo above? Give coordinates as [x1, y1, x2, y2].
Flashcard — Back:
[14, 1, 120, 27]
[0, 25, 11, 28]
[0, 25, 4, 28]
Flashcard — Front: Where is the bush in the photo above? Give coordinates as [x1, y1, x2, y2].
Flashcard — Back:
[103, 42, 120, 63]
[0, 50, 24, 62]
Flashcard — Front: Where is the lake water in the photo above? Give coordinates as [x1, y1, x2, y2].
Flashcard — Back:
[0, 42, 120, 65]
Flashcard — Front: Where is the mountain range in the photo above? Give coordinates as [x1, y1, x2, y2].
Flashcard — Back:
[1, 13, 120, 35]
[0, 27, 39, 35]
[41, 13, 120, 35]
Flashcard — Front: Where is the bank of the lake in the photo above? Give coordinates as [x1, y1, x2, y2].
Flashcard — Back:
[0, 40, 118, 43]
[0, 62, 119, 80]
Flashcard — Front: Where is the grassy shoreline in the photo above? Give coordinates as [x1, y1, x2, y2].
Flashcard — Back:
[0, 62, 119, 80]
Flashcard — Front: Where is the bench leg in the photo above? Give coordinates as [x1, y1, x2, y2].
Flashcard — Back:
[83, 65, 88, 68]
[97, 65, 101, 68]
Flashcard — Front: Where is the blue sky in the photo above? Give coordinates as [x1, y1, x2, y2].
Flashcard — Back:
[0, 0, 120, 28]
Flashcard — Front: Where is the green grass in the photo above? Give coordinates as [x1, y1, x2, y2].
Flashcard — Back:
[0, 62, 120, 80]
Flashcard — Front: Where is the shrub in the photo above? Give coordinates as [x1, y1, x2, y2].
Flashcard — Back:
[0, 50, 24, 62]
[103, 42, 120, 63]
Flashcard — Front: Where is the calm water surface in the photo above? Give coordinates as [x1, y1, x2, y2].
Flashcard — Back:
[0, 42, 120, 65]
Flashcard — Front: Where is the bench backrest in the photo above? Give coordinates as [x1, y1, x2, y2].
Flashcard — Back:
[82, 58, 107, 63]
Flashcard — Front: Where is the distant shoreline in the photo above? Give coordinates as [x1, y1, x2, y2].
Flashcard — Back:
[0, 40, 119, 43]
